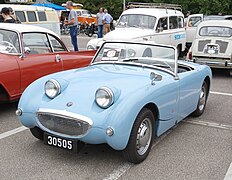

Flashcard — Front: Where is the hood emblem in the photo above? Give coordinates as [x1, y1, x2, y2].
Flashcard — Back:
[66, 102, 73, 107]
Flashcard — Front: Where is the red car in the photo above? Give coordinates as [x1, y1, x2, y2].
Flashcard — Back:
[0, 24, 95, 103]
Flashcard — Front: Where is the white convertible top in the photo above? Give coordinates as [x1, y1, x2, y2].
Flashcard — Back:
[122, 8, 183, 18]
[0, 23, 58, 37]
[0, 4, 54, 11]
[197, 20, 232, 28]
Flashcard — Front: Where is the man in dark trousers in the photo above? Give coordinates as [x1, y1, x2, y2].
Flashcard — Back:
[64, 1, 78, 51]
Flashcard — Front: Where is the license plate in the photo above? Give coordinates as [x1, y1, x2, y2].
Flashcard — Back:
[204, 45, 219, 54]
[44, 133, 77, 151]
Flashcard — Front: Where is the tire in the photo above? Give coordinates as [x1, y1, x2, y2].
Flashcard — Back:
[30, 127, 44, 140]
[122, 108, 155, 164]
[192, 81, 208, 117]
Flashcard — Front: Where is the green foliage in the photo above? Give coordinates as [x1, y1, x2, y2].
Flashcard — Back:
[54, 0, 232, 18]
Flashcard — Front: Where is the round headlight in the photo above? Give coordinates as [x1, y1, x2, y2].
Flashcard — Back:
[45, 79, 61, 99]
[95, 87, 114, 108]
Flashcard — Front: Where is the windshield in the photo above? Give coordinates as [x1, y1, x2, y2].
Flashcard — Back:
[199, 26, 232, 37]
[0, 29, 20, 54]
[117, 14, 156, 29]
[92, 42, 176, 73]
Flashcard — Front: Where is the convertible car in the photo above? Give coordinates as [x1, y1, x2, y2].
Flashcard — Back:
[17, 42, 212, 163]
[0, 23, 95, 103]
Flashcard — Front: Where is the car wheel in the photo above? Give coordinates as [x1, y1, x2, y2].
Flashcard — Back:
[122, 108, 155, 164]
[192, 81, 208, 117]
[30, 127, 44, 140]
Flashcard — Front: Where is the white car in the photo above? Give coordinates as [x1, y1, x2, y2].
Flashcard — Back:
[87, 3, 186, 57]
[185, 14, 232, 48]
[188, 20, 232, 75]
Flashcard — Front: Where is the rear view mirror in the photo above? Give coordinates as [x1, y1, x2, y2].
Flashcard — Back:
[24, 47, 31, 54]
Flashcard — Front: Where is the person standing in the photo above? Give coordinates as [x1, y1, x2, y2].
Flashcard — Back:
[96, 8, 104, 38]
[103, 9, 113, 35]
[64, 1, 79, 51]
[9, 7, 21, 23]
[1, 7, 15, 23]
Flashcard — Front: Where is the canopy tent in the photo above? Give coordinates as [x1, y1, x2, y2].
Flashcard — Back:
[32, 3, 66, 10]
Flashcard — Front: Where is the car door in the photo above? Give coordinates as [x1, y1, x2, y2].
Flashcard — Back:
[18, 32, 63, 93]
[186, 14, 203, 45]
[47, 34, 94, 70]
[177, 70, 201, 120]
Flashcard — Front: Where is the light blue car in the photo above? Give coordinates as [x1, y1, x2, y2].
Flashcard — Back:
[17, 42, 212, 164]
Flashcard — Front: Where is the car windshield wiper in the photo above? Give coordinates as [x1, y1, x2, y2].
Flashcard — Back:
[121, 58, 139, 62]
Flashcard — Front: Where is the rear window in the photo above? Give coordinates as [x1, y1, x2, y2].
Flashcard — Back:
[27, 11, 37, 22]
[38, 11, 47, 21]
[199, 26, 232, 37]
[15, 11, 26, 22]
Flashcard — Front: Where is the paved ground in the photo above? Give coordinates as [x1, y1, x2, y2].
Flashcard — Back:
[0, 36, 232, 180]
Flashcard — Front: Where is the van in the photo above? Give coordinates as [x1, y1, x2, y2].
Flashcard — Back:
[0, 4, 60, 36]
[87, 3, 186, 56]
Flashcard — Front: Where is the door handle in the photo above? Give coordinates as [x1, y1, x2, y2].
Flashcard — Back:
[55, 54, 62, 62]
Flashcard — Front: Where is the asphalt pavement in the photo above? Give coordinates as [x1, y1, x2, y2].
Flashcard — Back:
[0, 35, 232, 180]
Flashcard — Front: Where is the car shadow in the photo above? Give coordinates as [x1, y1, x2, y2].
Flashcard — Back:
[0, 101, 18, 114]
[211, 68, 231, 78]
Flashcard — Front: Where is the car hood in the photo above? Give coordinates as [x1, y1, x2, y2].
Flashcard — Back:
[103, 28, 154, 41]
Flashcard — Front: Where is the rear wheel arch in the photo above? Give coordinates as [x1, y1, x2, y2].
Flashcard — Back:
[204, 76, 211, 98]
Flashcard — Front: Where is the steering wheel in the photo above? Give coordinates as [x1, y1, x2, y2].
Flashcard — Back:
[152, 60, 173, 71]
[0, 41, 18, 53]
[208, 30, 220, 34]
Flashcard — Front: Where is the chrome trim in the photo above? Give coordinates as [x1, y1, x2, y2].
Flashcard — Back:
[37, 108, 93, 126]
[45, 79, 61, 99]
[95, 86, 114, 108]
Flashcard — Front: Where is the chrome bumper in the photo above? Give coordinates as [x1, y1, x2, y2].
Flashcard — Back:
[37, 108, 93, 137]
[192, 58, 232, 69]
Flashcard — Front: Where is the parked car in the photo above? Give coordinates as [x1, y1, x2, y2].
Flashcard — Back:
[17, 41, 212, 163]
[187, 20, 232, 76]
[0, 4, 61, 36]
[87, 3, 186, 57]
[185, 14, 232, 48]
[0, 23, 96, 103]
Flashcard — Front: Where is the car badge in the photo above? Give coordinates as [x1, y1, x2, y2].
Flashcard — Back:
[66, 102, 73, 107]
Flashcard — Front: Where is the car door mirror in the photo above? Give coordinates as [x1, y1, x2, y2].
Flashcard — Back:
[24, 47, 31, 54]
[156, 27, 163, 33]
[150, 72, 162, 85]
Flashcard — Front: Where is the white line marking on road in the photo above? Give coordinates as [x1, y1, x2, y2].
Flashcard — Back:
[224, 162, 232, 180]
[185, 120, 232, 130]
[210, 91, 232, 97]
[0, 126, 28, 140]
[102, 128, 174, 180]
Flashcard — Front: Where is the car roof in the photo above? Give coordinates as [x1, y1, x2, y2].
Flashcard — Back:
[122, 8, 183, 18]
[198, 20, 232, 28]
[0, 4, 54, 11]
[0, 23, 58, 37]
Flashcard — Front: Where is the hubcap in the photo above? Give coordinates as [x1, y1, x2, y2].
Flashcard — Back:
[199, 85, 206, 111]
[136, 118, 152, 156]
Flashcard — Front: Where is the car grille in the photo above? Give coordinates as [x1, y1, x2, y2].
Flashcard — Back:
[198, 40, 211, 52]
[37, 111, 92, 136]
[215, 40, 228, 53]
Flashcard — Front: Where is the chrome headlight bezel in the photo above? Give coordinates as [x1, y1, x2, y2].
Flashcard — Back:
[95, 87, 114, 109]
[45, 79, 61, 99]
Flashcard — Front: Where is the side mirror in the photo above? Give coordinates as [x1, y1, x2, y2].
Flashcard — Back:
[24, 47, 31, 54]
[156, 27, 163, 33]
[150, 72, 162, 85]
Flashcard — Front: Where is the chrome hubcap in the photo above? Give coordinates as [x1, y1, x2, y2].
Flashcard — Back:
[199, 85, 206, 111]
[136, 118, 152, 156]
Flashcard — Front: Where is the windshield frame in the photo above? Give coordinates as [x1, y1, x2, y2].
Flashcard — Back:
[117, 14, 156, 30]
[199, 26, 232, 37]
[0, 29, 22, 55]
[91, 41, 178, 78]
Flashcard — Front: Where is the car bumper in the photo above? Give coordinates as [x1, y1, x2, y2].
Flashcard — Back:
[191, 57, 232, 69]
